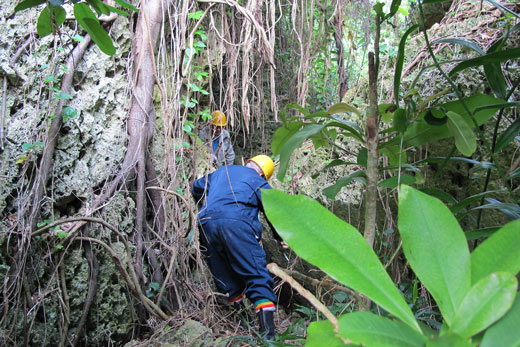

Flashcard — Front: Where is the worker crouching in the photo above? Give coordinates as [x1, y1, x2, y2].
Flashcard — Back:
[191, 155, 277, 339]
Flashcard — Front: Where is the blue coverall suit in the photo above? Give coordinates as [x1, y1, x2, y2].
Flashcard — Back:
[191, 165, 277, 305]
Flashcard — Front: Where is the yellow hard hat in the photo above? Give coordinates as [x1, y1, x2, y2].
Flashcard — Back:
[248, 155, 274, 180]
[211, 110, 227, 126]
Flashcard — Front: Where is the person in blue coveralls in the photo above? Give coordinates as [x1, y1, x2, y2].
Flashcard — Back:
[199, 110, 235, 167]
[191, 155, 277, 339]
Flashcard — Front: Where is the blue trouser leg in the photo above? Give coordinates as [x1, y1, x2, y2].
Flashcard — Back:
[200, 218, 276, 304]
[199, 220, 244, 298]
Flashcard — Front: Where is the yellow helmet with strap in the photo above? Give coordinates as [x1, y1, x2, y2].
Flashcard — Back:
[211, 110, 227, 126]
[248, 155, 274, 180]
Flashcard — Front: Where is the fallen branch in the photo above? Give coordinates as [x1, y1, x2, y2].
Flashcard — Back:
[267, 263, 338, 332]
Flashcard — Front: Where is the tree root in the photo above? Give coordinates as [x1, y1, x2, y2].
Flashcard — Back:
[71, 241, 99, 346]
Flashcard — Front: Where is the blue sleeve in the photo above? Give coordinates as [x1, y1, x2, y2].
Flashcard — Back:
[256, 181, 272, 208]
[192, 176, 207, 202]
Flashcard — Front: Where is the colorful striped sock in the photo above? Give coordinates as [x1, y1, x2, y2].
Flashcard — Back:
[255, 299, 276, 312]
[227, 294, 244, 304]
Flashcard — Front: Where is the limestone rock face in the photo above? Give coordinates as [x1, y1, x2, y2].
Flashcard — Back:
[0, 1, 138, 345]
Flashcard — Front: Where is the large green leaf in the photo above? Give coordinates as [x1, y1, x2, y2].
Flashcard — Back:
[480, 294, 520, 347]
[306, 320, 346, 346]
[450, 272, 517, 338]
[471, 219, 520, 284]
[262, 189, 420, 331]
[37, 5, 66, 37]
[400, 94, 502, 148]
[15, 0, 45, 11]
[74, 3, 115, 56]
[398, 185, 470, 326]
[445, 111, 476, 156]
[271, 122, 304, 155]
[337, 312, 427, 346]
[276, 124, 325, 181]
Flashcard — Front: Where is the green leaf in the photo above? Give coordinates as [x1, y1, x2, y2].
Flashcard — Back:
[113, 0, 139, 12]
[323, 171, 365, 200]
[37, 5, 66, 37]
[494, 115, 520, 153]
[386, 0, 402, 19]
[263, 189, 420, 331]
[450, 190, 505, 215]
[464, 227, 500, 241]
[16, 155, 28, 164]
[419, 188, 457, 205]
[87, 0, 110, 15]
[424, 109, 447, 126]
[400, 94, 502, 148]
[449, 48, 520, 76]
[378, 174, 415, 189]
[276, 124, 325, 181]
[450, 272, 517, 338]
[398, 185, 470, 326]
[473, 198, 520, 220]
[104, 4, 130, 16]
[486, 0, 520, 19]
[72, 34, 85, 42]
[55, 244, 64, 250]
[432, 38, 484, 55]
[15, 0, 45, 11]
[189, 10, 204, 20]
[52, 91, 72, 100]
[483, 63, 507, 100]
[57, 231, 68, 238]
[380, 145, 406, 167]
[337, 312, 427, 346]
[379, 104, 396, 123]
[327, 102, 362, 118]
[471, 220, 520, 284]
[394, 25, 419, 107]
[373, 2, 385, 16]
[357, 147, 367, 168]
[61, 106, 77, 122]
[393, 108, 408, 133]
[306, 320, 345, 346]
[481, 295, 520, 347]
[149, 282, 160, 291]
[446, 111, 476, 156]
[271, 122, 304, 155]
[507, 166, 520, 180]
[426, 334, 473, 347]
[22, 143, 34, 151]
[74, 3, 116, 56]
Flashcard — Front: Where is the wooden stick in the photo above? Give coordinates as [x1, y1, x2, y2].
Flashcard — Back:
[267, 263, 338, 331]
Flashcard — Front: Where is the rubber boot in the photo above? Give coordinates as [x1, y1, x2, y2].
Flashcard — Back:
[256, 309, 276, 339]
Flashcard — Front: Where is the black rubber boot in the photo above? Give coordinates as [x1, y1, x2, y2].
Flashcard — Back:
[256, 309, 276, 339]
